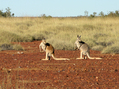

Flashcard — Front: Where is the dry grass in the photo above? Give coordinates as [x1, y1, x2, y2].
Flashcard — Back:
[0, 17, 119, 53]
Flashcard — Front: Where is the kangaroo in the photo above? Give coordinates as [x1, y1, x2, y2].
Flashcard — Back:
[40, 39, 70, 60]
[75, 35, 102, 59]
[39, 39, 46, 52]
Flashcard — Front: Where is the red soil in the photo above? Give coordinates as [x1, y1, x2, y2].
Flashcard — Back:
[0, 41, 119, 89]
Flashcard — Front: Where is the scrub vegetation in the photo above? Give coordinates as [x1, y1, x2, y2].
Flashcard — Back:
[0, 17, 119, 53]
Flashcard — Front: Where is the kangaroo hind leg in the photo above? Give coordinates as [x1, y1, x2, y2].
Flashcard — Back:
[77, 51, 84, 59]
[42, 52, 49, 60]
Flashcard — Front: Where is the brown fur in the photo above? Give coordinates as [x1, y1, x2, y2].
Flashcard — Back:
[39, 39, 46, 52]
[41, 41, 70, 60]
[75, 35, 102, 59]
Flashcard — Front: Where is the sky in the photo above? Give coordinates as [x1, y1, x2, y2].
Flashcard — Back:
[0, 0, 119, 17]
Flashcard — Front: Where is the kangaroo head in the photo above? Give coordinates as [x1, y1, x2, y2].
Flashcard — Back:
[42, 38, 46, 44]
[77, 35, 81, 41]
[75, 35, 81, 46]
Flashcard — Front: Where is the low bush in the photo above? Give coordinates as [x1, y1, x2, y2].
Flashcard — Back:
[101, 43, 119, 54]
[0, 44, 13, 51]
[13, 44, 24, 51]
[0, 44, 24, 51]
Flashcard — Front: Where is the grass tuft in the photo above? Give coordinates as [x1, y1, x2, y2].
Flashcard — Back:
[13, 44, 24, 51]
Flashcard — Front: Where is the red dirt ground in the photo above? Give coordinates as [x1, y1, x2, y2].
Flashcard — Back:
[0, 41, 119, 89]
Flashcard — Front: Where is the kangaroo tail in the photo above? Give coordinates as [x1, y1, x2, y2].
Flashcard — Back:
[88, 57, 102, 59]
[52, 54, 70, 60]
[90, 57, 102, 59]
[95, 57, 102, 59]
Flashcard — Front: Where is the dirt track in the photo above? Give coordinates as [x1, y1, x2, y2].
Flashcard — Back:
[0, 41, 119, 89]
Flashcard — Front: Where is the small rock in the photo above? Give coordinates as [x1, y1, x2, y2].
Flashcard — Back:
[62, 69, 65, 71]
[21, 52, 24, 54]
[8, 69, 12, 73]
[58, 70, 60, 72]
[7, 70, 11, 73]
[14, 59, 17, 60]
[17, 51, 24, 54]
[115, 69, 118, 72]
[17, 51, 20, 54]
[96, 76, 98, 81]
[96, 82, 99, 85]
[8, 69, 12, 71]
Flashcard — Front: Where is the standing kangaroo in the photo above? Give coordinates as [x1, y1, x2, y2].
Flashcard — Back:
[75, 35, 102, 59]
[40, 39, 70, 60]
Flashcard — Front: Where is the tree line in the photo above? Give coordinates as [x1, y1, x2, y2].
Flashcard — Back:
[0, 7, 119, 18]
[84, 10, 119, 17]
[0, 7, 14, 17]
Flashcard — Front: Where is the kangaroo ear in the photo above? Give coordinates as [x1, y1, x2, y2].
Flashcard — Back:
[42, 38, 45, 40]
[77, 35, 81, 38]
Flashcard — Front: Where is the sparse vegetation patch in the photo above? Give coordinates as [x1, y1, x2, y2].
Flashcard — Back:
[0, 17, 119, 53]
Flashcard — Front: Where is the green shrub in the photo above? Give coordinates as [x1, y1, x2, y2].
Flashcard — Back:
[13, 44, 24, 51]
[0, 44, 13, 51]
[102, 43, 119, 54]
[0, 43, 24, 51]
